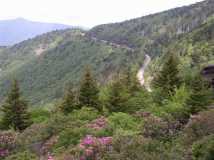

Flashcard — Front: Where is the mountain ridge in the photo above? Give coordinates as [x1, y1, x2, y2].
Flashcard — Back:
[0, 18, 73, 46]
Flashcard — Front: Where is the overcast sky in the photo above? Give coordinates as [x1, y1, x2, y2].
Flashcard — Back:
[0, 0, 204, 28]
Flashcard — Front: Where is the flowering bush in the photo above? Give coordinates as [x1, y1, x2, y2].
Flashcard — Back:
[0, 148, 9, 158]
[0, 131, 16, 149]
[47, 153, 54, 160]
[87, 117, 107, 131]
[78, 135, 112, 159]
[142, 114, 181, 141]
[184, 109, 214, 144]
[0, 131, 16, 158]
[41, 136, 59, 155]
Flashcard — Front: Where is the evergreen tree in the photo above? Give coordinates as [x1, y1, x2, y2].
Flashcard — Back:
[153, 53, 181, 100]
[187, 73, 212, 114]
[79, 67, 100, 111]
[121, 67, 141, 93]
[1, 80, 32, 131]
[106, 77, 130, 112]
[59, 84, 77, 114]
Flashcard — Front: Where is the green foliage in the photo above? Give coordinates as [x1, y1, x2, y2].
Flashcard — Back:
[105, 78, 130, 113]
[101, 135, 184, 160]
[184, 109, 214, 144]
[107, 112, 140, 134]
[70, 107, 99, 122]
[79, 67, 101, 111]
[59, 84, 78, 114]
[56, 127, 90, 148]
[153, 54, 181, 101]
[0, 29, 132, 105]
[163, 85, 190, 122]
[125, 89, 152, 113]
[4, 151, 38, 160]
[187, 73, 212, 114]
[30, 108, 50, 123]
[1, 80, 32, 131]
[192, 135, 214, 160]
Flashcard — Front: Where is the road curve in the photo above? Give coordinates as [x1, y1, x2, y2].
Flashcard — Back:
[137, 54, 152, 91]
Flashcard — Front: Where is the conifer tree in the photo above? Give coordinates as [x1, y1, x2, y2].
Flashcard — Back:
[59, 84, 77, 114]
[79, 67, 100, 111]
[187, 73, 212, 114]
[1, 80, 32, 131]
[153, 53, 181, 100]
[106, 77, 130, 112]
[122, 67, 141, 93]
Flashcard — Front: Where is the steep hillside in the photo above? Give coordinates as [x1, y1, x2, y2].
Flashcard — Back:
[88, 0, 214, 56]
[145, 16, 214, 88]
[169, 17, 214, 65]
[0, 29, 137, 104]
[0, 18, 72, 46]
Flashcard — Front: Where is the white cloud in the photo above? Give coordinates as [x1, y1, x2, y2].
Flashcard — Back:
[0, 0, 204, 27]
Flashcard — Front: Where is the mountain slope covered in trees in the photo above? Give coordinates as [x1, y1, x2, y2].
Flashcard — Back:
[0, 29, 137, 104]
[88, 0, 214, 56]
[0, 0, 213, 105]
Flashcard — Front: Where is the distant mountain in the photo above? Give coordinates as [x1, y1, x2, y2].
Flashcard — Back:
[0, 18, 72, 46]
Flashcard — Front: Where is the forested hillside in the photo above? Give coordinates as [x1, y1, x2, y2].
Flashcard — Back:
[0, 0, 213, 106]
[88, 0, 214, 56]
[0, 29, 137, 104]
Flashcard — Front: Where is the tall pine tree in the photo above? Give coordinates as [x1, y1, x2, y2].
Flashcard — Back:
[1, 80, 32, 131]
[187, 73, 212, 114]
[106, 76, 130, 113]
[79, 67, 100, 111]
[59, 84, 77, 114]
[153, 53, 181, 100]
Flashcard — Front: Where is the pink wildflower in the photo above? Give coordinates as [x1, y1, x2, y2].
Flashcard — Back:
[85, 148, 93, 157]
[47, 153, 54, 160]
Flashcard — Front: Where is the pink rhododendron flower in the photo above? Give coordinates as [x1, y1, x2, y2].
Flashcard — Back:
[47, 153, 54, 160]
[87, 117, 107, 130]
[0, 148, 9, 157]
[78, 135, 113, 159]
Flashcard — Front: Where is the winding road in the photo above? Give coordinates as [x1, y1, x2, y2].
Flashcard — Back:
[137, 54, 152, 91]
[86, 34, 152, 91]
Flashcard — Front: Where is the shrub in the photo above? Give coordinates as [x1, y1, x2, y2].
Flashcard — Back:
[56, 127, 90, 148]
[69, 107, 99, 122]
[30, 108, 51, 123]
[142, 114, 181, 141]
[184, 109, 214, 144]
[0, 131, 16, 158]
[125, 90, 152, 113]
[101, 134, 184, 160]
[163, 85, 190, 122]
[4, 150, 38, 160]
[107, 112, 140, 134]
[16, 123, 49, 150]
[192, 135, 214, 160]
